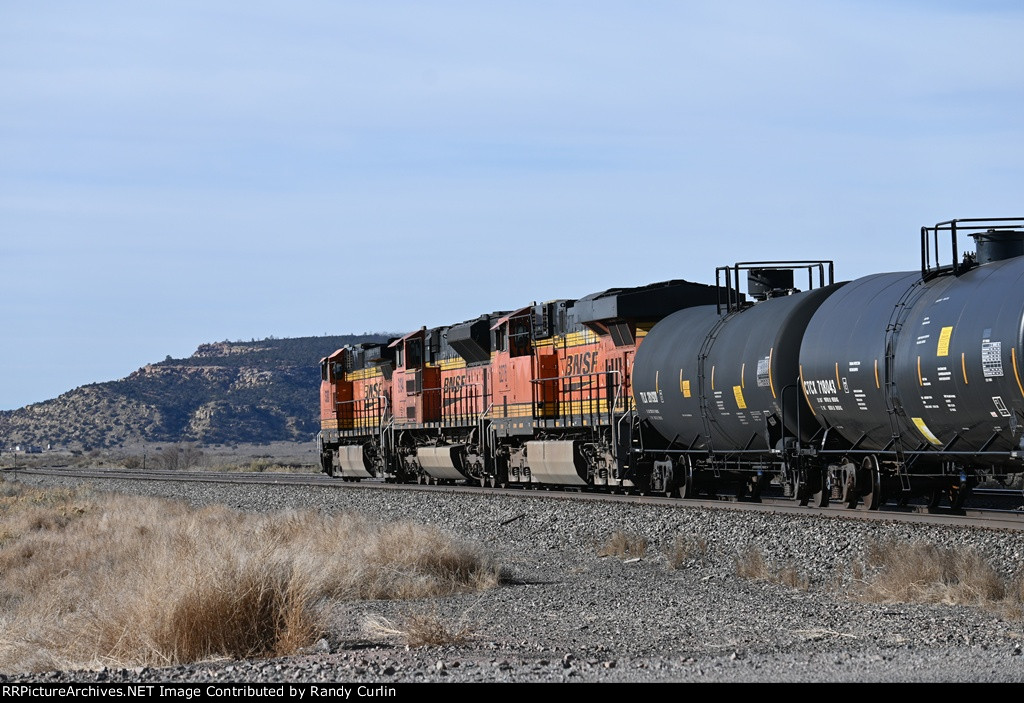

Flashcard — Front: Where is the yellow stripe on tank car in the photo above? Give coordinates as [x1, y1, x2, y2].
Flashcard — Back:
[874, 359, 880, 389]
[961, 352, 969, 385]
[798, 364, 816, 416]
[917, 356, 923, 386]
[741, 362, 745, 389]
[911, 417, 942, 445]
[834, 362, 841, 389]
[1013, 348, 1024, 400]
[768, 348, 775, 399]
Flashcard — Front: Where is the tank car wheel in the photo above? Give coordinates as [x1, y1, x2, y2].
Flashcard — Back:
[794, 475, 811, 507]
[676, 457, 695, 499]
[841, 465, 859, 508]
[811, 483, 829, 507]
[858, 456, 884, 511]
[948, 482, 971, 511]
[743, 473, 766, 502]
[810, 467, 830, 508]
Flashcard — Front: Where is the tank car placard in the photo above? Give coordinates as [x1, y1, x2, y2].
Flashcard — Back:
[982, 340, 1004, 378]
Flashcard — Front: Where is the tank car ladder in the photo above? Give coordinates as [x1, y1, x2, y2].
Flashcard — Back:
[696, 313, 732, 475]
[882, 280, 929, 495]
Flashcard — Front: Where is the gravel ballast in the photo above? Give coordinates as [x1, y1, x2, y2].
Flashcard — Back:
[3, 473, 1024, 684]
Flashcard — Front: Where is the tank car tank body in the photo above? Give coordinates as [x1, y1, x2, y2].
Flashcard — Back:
[631, 262, 840, 500]
[632, 218, 1024, 509]
[799, 220, 1024, 508]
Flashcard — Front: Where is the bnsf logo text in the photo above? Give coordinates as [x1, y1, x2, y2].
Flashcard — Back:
[443, 376, 468, 393]
[564, 351, 598, 376]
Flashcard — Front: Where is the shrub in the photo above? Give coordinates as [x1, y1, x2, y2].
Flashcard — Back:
[0, 483, 505, 671]
[597, 531, 648, 560]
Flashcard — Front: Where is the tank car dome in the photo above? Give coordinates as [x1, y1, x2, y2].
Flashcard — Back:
[971, 229, 1024, 264]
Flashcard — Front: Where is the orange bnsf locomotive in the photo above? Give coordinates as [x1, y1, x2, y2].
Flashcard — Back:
[318, 280, 730, 489]
[319, 218, 1024, 511]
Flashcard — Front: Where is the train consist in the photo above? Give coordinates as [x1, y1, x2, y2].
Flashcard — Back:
[317, 217, 1024, 510]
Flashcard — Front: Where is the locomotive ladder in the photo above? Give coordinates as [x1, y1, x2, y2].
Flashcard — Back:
[883, 280, 929, 494]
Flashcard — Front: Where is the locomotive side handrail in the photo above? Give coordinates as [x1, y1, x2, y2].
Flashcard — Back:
[334, 394, 390, 433]
[531, 370, 623, 424]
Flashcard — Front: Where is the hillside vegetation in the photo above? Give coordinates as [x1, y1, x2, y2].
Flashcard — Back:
[0, 335, 391, 450]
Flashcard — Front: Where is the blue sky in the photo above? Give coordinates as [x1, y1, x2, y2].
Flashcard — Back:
[2, 1, 1022, 410]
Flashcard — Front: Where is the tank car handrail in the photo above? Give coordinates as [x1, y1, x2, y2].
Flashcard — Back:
[716, 260, 834, 314]
[921, 217, 1024, 279]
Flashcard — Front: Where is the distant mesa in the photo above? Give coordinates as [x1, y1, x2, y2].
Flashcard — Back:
[0, 334, 392, 450]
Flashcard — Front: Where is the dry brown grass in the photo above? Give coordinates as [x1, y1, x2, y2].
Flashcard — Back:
[363, 608, 475, 647]
[666, 535, 709, 569]
[735, 548, 809, 591]
[0, 478, 505, 672]
[597, 531, 648, 560]
[732, 540, 1024, 618]
[853, 539, 1023, 617]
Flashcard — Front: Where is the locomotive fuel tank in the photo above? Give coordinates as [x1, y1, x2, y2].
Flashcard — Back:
[800, 241, 1024, 464]
[632, 283, 843, 453]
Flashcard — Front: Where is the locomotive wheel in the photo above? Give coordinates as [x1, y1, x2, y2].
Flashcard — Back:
[858, 456, 884, 511]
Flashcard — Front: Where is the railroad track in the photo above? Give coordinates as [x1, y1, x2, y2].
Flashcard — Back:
[5, 464, 1024, 532]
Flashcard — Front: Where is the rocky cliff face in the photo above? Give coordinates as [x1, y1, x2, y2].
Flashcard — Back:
[0, 335, 391, 450]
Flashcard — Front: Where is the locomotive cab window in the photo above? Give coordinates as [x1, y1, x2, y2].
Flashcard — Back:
[509, 317, 532, 358]
[405, 338, 424, 368]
